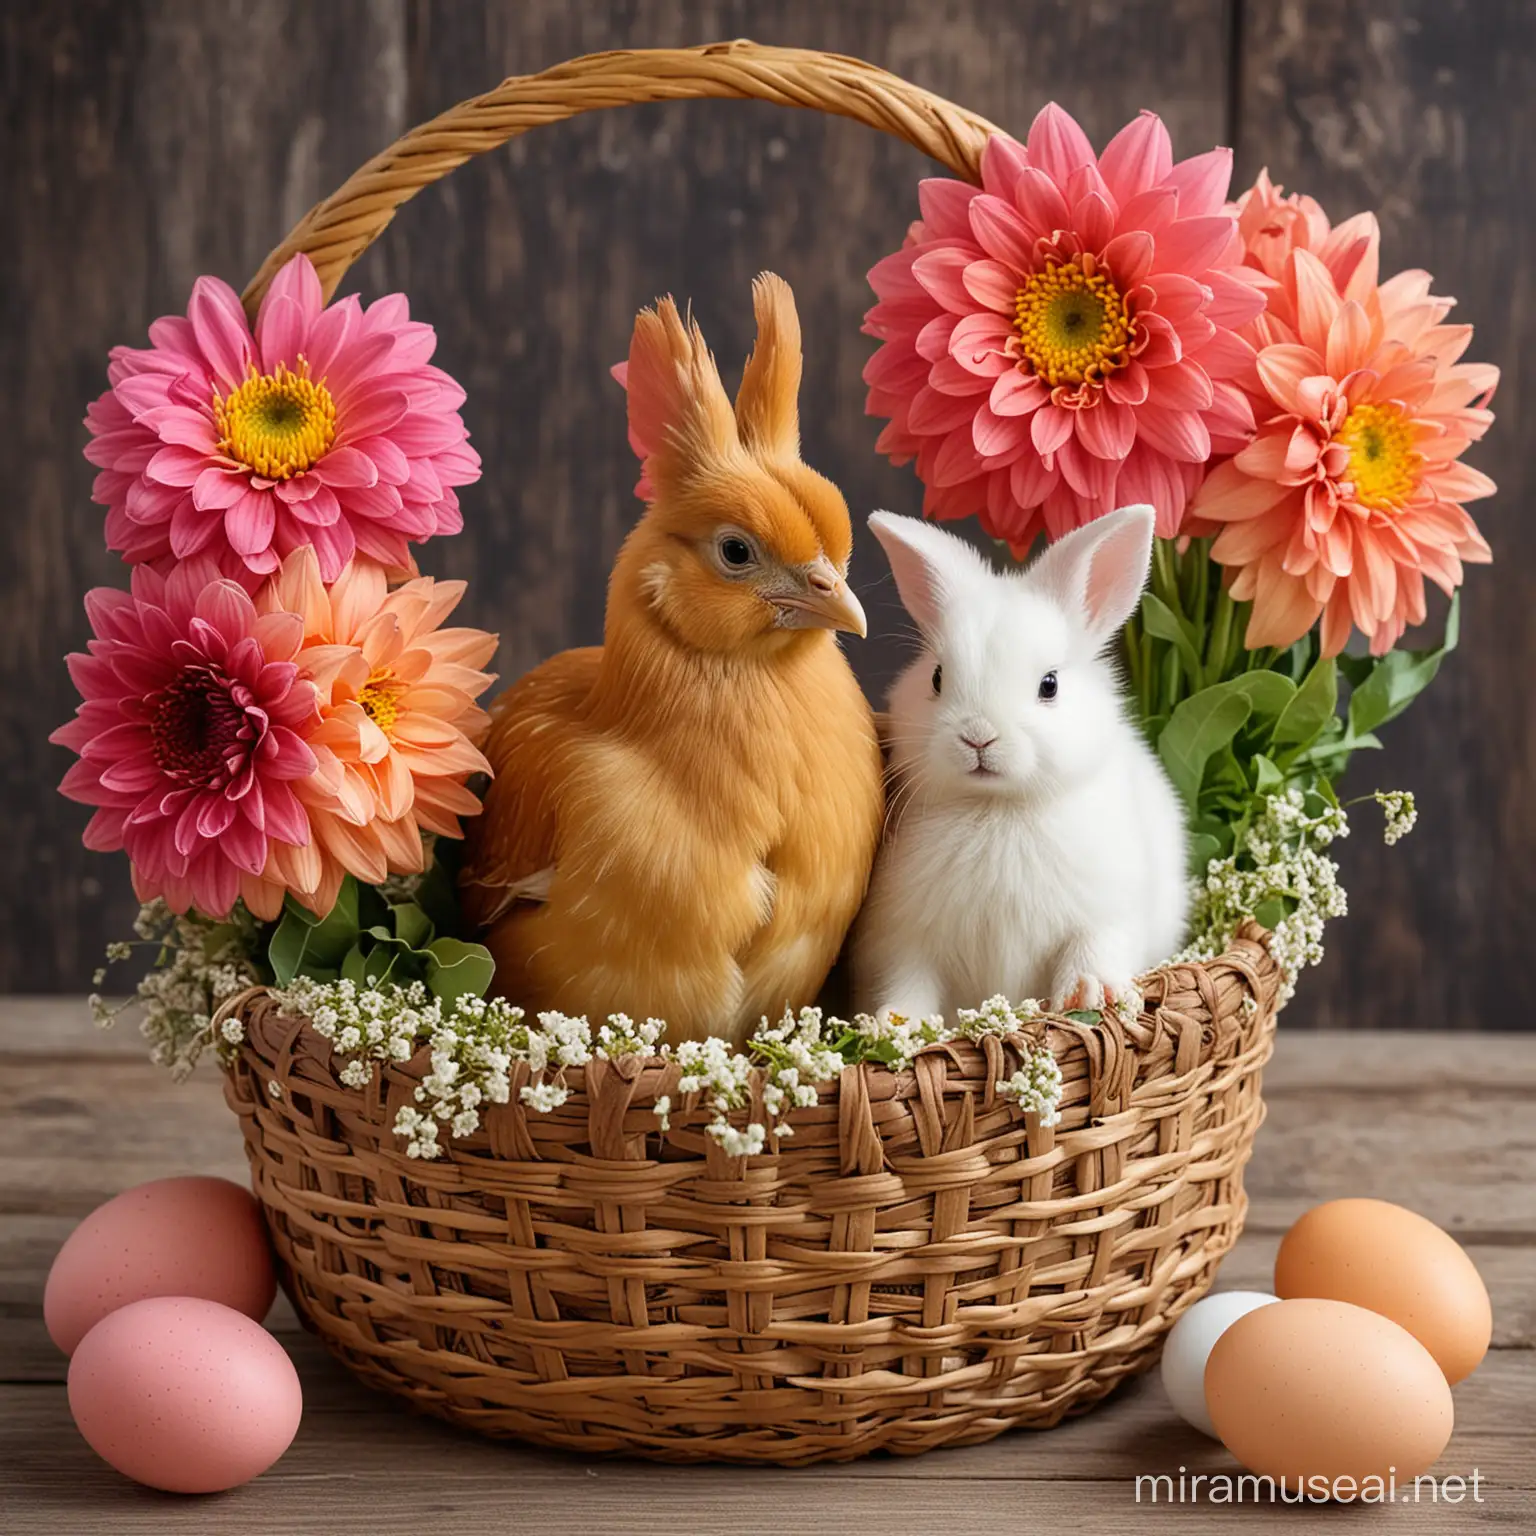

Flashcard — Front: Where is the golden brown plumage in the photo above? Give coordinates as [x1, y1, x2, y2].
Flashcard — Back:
[459, 275, 883, 1043]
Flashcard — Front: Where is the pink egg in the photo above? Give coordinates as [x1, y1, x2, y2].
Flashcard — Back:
[68, 1296, 302, 1493]
[46, 1175, 276, 1355]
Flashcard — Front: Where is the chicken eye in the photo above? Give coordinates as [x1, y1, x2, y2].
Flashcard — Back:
[1038, 670, 1059, 701]
[932, 664, 942, 695]
[718, 534, 755, 570]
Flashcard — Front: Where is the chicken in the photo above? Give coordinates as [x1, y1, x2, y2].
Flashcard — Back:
[459, 274, 883, 1044]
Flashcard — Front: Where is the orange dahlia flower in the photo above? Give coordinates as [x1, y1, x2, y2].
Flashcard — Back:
[1190, 232, 1497, 656]
[258, 550, 497, 915]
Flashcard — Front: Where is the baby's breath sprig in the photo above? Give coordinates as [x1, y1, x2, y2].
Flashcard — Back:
[264, 982, 1067, 1160]
[1176, 786, 1416, 1003]
[1372, 788, 1418, 846]
[90, 900, 264, 1079]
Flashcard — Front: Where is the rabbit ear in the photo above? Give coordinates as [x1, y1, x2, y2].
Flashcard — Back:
[618, 297, 740, 497]
[869, 511, 991, 636]
[734, 272, 802, 460]
[1029, 503, 1156, 646]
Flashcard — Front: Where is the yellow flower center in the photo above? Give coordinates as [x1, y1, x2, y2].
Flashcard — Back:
[213, 358, 336, 480]
[1013, 259, 1132, 388]
[1337, 402, 1421, 511]
[357, 676, 401, 733]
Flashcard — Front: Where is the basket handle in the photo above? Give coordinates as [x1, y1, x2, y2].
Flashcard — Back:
[241, 40, 999, 317]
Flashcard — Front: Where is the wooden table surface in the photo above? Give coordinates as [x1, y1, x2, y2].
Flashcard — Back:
[2, 1000, 1531, 1533]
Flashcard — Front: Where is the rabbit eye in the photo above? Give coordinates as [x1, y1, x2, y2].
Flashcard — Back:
[718, 534, 756, 570]
[1038, 670, 1059, 701]
[931, 664, 942, 695]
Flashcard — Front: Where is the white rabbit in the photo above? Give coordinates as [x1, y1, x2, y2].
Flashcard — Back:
[853, 504, 1189, 1020]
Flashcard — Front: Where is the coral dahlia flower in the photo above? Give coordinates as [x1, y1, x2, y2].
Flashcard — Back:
[863, 105, 1264, 546]
[1231, 169, 1384, 333]
[1190, 248, 1497, 655]
[258, 550, 498, 917]
[84, 254, 480, 583]
[51, 561, 319, 919]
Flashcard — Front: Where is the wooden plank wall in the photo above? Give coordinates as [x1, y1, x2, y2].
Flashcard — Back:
[2, 0, 1529, 1026]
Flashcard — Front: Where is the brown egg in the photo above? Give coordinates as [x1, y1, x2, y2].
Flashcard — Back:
[1275, 1198, 1491, 1383]
[1206, 1298, 1454, 1493]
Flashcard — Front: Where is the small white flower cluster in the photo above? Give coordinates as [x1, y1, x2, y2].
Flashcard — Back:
[265, 982, 1067, 1160]
[275, 978, 530, 1157]
[90, 901, 262, 1080]
[1175, 786, 1413, 1006]
[1374, 789, 1418, 846]
[996, 1051, 1065, 1125]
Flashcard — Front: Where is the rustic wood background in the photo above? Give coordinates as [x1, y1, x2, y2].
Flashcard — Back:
[2, 0, 1529, 1027]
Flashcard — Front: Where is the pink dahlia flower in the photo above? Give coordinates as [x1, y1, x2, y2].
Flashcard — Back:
[863, 105, 1264, 546]
[51, 561, 319, 919]
[1189, 247, 1497, 655]
[257, 550, 497, 918]
[84, 254, 480, 582]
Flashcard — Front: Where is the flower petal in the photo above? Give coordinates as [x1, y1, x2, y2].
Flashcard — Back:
[255, 293, 307, 374]
[1256, 344, 1325, 414]
[962, 258, 1021, 314]
[968, 194, 1035, 270]
[1025, 103, 1096, 183]
[1098, 111, 1172, 205]
[226, 489, 277, 557]
[1164, 146, 1233, 218]
[186, 276, 252, 390]
[1150, 215, 1237, 277]
[1074, 398, 1137, 460]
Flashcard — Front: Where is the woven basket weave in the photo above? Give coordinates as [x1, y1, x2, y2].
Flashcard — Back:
[222, 41, 1284, 1465]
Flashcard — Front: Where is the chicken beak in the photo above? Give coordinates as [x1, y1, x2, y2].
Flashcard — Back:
[775, 557, 868, 637]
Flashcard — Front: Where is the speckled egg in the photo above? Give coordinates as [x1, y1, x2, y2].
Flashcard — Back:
[68, 1296, 302, 1493]
[1206, 1297, 1454, 1490]
[1275, 1197, 1491, 1384]
[45, 1175, 276, 1356]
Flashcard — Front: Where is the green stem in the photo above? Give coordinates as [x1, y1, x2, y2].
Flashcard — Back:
[1206, 584, 1235, 689]
[1124, 616, 1145, 708]
[1226, 599, 1250, 677]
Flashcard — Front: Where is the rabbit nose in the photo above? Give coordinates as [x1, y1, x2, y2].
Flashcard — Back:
[960, 731, 997, 751]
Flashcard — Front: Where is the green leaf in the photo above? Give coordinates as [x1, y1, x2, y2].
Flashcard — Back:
[1187, 830, 1222, 874]
[392, 901, 434, 951]
[1348, 593, 1460, 737]
[1337, 653, 1374, 688]
[363, 947, 402, 989]
[1273, 655, 1339, 754]
[1251, 753, 1283, 795]
[1065, 1009, 1103, 1025]
[1226, 670, 1296, 724]
[1252, 897, 1288, 931]
[1158, 688, 1253, 810]
[426, 938, 496, 1004]
[267, 907, 312, 986]
[300, 879, 362, 970]
[1282, 635, 1315, 683]
[1205, 742, 1250, 800]
[1139, 593, 1206, 689]
[413, 854, 463, 936]
[341, 944, 369, 986]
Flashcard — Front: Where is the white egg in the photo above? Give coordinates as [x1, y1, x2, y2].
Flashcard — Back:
[1160, 1290, 1279, 1437]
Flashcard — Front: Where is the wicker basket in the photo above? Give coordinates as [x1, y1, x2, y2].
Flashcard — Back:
[222, 41, 1284, 1465]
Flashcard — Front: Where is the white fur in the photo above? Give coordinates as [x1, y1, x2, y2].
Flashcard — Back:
[853, 505, 1189, 1017]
